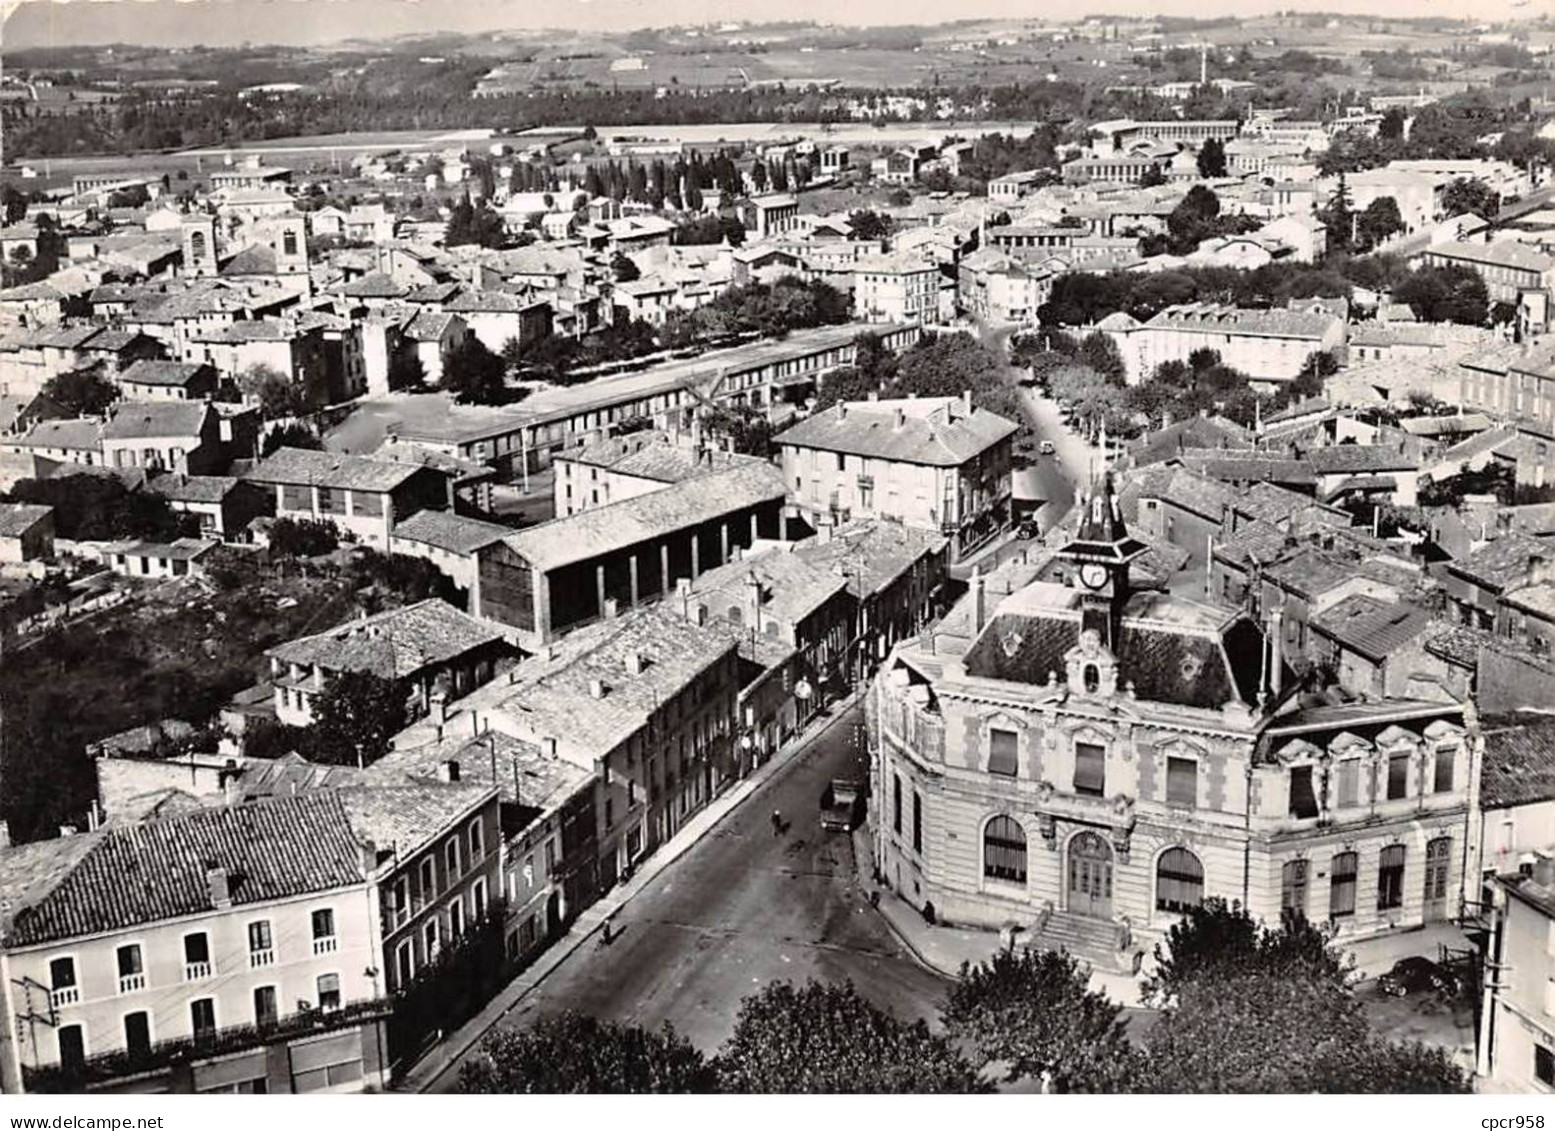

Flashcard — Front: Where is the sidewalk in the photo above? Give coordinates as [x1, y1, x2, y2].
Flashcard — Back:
[847, 827, 1150, 1005]
[396, 691, 863, 1093]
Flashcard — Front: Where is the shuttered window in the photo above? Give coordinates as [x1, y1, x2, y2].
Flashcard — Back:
[1074, 743, 1106, 797]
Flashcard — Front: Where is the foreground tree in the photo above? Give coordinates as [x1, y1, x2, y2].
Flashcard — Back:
[1196, 137, 1227, 178]
[308, 669, 406, 768]
[944, 948, 1141, 1092]
[716, 980, 989, 1093]
[1139, 899, 1468, 1093]
[461, 1013, 715, 1093]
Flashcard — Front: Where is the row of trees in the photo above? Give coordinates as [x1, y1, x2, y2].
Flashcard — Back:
[460, 900, 1467, 1093]
[816, 331, 1027, 435]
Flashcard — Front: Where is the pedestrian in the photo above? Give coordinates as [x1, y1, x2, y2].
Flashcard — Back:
[771, 809, 783, 836]
[601, 914, 614, 945]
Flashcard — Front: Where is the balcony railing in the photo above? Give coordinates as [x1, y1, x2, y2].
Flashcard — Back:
[183, 961, 212, 982]
[48, 986, 79, 1008]
[21, 997, 392, 1094]
[249, 949, 275, 969]
[117, 974, 145, 995]
[312, 936, 338, 956]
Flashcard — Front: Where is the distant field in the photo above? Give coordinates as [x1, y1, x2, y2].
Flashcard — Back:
[480, 40, 1147, 93]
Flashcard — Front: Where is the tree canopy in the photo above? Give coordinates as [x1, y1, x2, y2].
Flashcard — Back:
[307, 669, 407, 769]
[460, 1012, 716, 1094]
[1394, 263, 1490, 326]
[443, 336, 510, 405]
[716, 980, 989, 1094]
[944, 948, 1141, 1092]
[41, 367, 117, 417]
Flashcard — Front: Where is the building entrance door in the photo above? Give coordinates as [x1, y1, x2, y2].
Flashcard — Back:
[1067, 831, 1114, 919]
[1424, 837, 1452, 922]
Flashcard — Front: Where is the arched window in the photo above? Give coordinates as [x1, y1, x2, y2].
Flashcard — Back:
[1155, 847, 1204, 913]
[726, 605, 742, 625]
[189, 230, 206, 260]
[1083, 664, 1100, 693]
[983, 815, 1027, 884]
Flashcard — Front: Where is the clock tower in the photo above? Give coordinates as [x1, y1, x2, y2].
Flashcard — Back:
[1057, 471, 1148, 651]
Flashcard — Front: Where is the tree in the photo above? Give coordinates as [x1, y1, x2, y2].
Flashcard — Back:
[7, 474, 190, 542]
[1, 184, 27, 225]
[1142, 898, 1350, 1008]
[848, 209, 893, 242]
[1317, 172, 1355, 253]
[715, 980, 989, 1093]
[1394, 263, 1489, 325]
[1196, 137, 1227, 178]
[461, 1012, 715, 1093]
[42, 367, 117, 416]
[387, 351, 427, 392]
[266, 516, 339, 558]
[1138, 899, 1467, 1093]
[239, 363, 306, 419]
[1139, 164, 1168, 188]
[261, 422, 322, 456]
[443, 337, 508, 405]
[1166, 185, 1222, 254]
[1441, 177, 1498, 220]
[308, 669, 406, 768]
[1379, 106, 1406, 141]
[444, 192, 506, 248]
[944, 948, 1141, 1092]
[1356, 196, 1405, 252]
[611, 252, 641, 282]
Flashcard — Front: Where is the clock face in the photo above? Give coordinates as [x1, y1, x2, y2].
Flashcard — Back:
[1080, 564, 1110, 590]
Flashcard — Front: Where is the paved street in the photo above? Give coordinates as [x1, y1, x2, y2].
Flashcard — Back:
[424, 702, 952, 1091]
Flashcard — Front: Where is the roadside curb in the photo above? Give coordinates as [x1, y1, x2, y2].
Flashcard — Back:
[849, 824, 961, 981]
[402, 690, 865, 1092]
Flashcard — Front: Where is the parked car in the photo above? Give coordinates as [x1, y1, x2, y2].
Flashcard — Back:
[1016, 519, 1039, 540]
[1377, 956, 1460, 998]
[1038, 439, 1056, 455]
[820, 778, 865, 832]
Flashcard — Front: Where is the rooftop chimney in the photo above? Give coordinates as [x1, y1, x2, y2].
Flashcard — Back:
[359, 838, 378, 875]
[895, 407, 906, 430]
[838, 403, 848, 420]
[603, 597, 619, 620]
[439, 759, 461, 783]
[973, 572, 987, 634]
[962, 390, 973, 414]
[0, 820, 10, 849]
[625, 651, 644, 676]
[542, 736, 558, 758]
[207, 866, 232, 909]
[589, 677, 608, 699]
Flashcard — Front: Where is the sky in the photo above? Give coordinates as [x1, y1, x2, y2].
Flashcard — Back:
[0, 0, 1516, 51]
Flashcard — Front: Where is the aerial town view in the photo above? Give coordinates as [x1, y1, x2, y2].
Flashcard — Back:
[1, 0, 1555, 1106]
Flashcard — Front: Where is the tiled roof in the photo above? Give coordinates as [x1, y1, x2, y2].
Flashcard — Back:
[268, 598, 509, 681]
[10, 418, 102, 451]
[368, 731, 592, 822]
[1128, 416, 1251, 467]
[118, 360, 212, 388]
[489, 606, 736, 756]
[1428, 239, 1555, 273]
[144, 473, 239, 505]
[1307, 444, 1419, 474]
[1264, 547, 1373, 601]
[101, 401, 210, 442]
[1425, 621, 1495, 669]
[501, 460, 787, 573]
[688, 549, 850, 629]
[391, 509, 511, 555]
[1503, 583, 1555, 621]
[1143, 466, 1238, 521]
[562, 432, 751, 484]
[1145, 301, 1339, 340]
[1446, 531, 1549, 592]
[0, 792, 369, 947]
[774, 398, 1018, 467]
[1481, 718, 1555, 809]
[1212, 519, 1290, 571]
[218, 244, 279, 277]
[791, 519, 948, 599]
[1309, 594, 1434, 663]
[0, 502, 51, 538]
[335, 781, 492, 864]
[245, 446, 431, 493]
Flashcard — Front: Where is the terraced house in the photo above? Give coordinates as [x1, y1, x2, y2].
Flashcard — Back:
[871, 477, 1482, 971]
